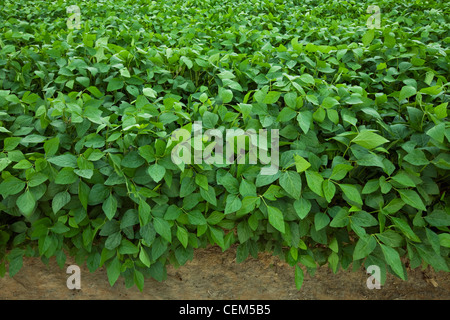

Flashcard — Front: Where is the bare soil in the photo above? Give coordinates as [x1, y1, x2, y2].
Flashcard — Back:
[0, 246, 449, 300]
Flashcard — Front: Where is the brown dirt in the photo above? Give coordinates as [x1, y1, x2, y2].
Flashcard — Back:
[0, 245, 449, 300]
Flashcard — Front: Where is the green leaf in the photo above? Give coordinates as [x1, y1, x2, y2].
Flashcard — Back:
[119, 239, 139, 255]
[16, 190, 36, 217]
[237, 221, 252, 243]
[391, 171, 416, 187]
[0, 158, 11, 173]
[299, 74, 315, 85]
[121, 151, 145, 168]
[322, 179, 336, 203]
[176, 226, 189, 248]
[404, 149, 429, 166]
[322, 96, 339, 109]
[218, 172, 239, 194]
[139, 247, 151, 268]
[424, 210, 450, 227]
[255, 172, 280, 188]
[330, 164, 353, 181]
[277, 107, 297, 122]
[148, 163, 166, 183]
[0, 176, 26, 197]
[426, 228, 440, 255]
[51, 222, 70, 234]
[143, 87, 157, 98]
[28, 172, 48, 187]
[328, 252, 339, 273]
[330, 208, 349, 227]
[187, 210, 207, 225]
[262, 185, 281, 201]
[202, 111, 219, 128]
[78, 180, 90, 210]
[74, 169, 94, 180]
[339, 184, 363, 206]
[362, 29, 375, 46]
[105, 232, 122, 250]
[353, 236, 377, 260]
[153, 217, 172, 243]
[55, 168, 78, 185]
[420, 85, 442, 95]
[195, 174, 209, 191]
[352, 211, 378, 227]
[52, 191, 71, 214]
[225, 194, 242, 214]
[7, 253, 23, 277]
[351, 131, 389, 150]
[102, 194, 118, 220]
[236, 243, 249, 263]
[362, 179, 379, 194]
[155, 139, 166, 157]
[44, 137, 59, 157]
[438, 234, 450, 248]
[138, 145, 155, 162]
[376, 230, 404, 247]
[76, 76, 90, 88]
[415, 244, 449, 272]
[329, 237, 338, 253]
[293, 155, 311, 173]
[200, 186, 217, 206]
[220, 88, 233, 103]
[106, 256, 121, 286]
[398, 189, 426, 211]
[313, 107, 326, 122]
[21, 135, 46, 144]
[180, 56, 193, 69]
[390, 217, 421, 242]
[299, 255, 316, 268]
[426, 123, 445, 143]
[138, 199, 152, 226]
[3, 137, 22, 152]
[120, 210, 139, 229]
[294, 265, 304, 290]
[209, 226, 225, 249]
[263, 91, 281, 104]
[13, 159, 32, 170]
[380, 244, 406, 280]
[207, 211, 225, 225]
[305, 170, 324, 197]
[314, 212, 330, 231]
[297, 111, 312, 134]
[289, 247, 298, 261]
[87, 86, 104, 98]
[284, 92, 298, 109]
[267, 205, 285, 233]
[382, 198, 405, 214]
[107, 78, 124, 91]
[434, 103, 447, 119]
[399, 85, 417, 101]
[279, 171, 302, 200]
[327, 109, 339, 124]
[48, 154, 78, 168]
[293, 198, 311, 219]
[384, 32, 396, 48]
[140, 223, 156, 245]
[239, 179, 256, 198]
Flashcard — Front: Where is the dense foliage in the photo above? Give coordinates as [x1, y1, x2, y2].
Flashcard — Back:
[0, 0, 449, 290]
